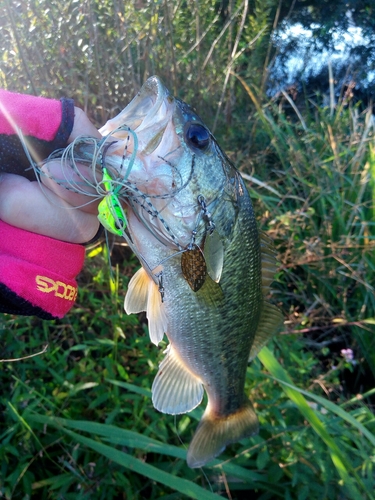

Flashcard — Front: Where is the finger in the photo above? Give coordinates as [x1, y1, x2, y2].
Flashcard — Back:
[69, 107, 101, 142]
[0, 173, 100, 243]
[40, 160, 101, 214]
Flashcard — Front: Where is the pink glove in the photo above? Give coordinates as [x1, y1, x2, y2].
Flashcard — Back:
[0, 220, 85, 319]
[0, 90, 91, 318]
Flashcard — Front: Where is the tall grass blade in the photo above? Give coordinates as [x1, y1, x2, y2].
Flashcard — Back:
[63, 429, 223, 499]
[370, 144, 375, 220]
[258, 346, 373, 500]
[27, 413, 267, 485]
[264, 376, 375, 447]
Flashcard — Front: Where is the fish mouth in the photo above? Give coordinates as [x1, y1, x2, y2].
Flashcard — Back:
[100, 76, 192, 249]
[99, 76, 177, 156]
[100, 76, 210, 251]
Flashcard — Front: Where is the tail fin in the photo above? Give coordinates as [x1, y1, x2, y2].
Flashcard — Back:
[186, 400, 259, 468]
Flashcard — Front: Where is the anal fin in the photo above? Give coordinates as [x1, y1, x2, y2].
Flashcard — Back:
[152, 345, 204, 415]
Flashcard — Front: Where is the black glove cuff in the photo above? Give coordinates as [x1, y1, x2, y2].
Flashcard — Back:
[0, 97, 75, 181]
[0, 283, 55, 319]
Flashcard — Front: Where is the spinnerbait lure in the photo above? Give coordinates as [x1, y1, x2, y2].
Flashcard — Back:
[97, 162, 127, 236]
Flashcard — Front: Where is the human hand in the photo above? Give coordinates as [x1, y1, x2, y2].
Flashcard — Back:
[0, 107, 102, 244]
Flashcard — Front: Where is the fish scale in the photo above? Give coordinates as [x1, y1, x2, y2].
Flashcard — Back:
[148, 169, 263, 464]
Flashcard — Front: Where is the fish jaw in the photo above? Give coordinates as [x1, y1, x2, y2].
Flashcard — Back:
[100, 76, 182, 195]
[100, 76, 174, 154]
[100, 77, 208, 249]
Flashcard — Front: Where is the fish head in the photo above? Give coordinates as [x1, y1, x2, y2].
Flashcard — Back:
[100, 76, 237, 261]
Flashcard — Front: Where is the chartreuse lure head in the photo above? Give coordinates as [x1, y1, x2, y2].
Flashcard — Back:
[97, 167, 127, 236]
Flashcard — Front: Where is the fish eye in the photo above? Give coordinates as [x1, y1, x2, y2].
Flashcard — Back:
[185, 123, 210, 151]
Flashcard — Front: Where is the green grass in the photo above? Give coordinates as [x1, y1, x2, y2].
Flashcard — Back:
[1, 249, 374, 498]
[1, 1, 375, 498]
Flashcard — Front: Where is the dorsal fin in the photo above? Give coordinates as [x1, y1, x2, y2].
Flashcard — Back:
[124, 267, 167, 345]
[260, 231, 279, 294]
[249, 301, 283, 361]
[247, 232, 283, 361]
[152, 345, 204, 414]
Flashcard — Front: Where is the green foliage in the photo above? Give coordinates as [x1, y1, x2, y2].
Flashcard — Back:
[0, 0, 277, 129]
[237, 80, 375, 377]
[1, 295, 375, 497]
[1, 1, 375, 498]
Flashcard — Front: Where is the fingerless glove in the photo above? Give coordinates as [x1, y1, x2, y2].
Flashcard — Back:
[0, 90, 81, 318]
[0, 220, 85, 319]
[0, 90, 74, 180]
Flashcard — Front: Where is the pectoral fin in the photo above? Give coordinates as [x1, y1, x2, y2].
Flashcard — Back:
[197, 274, 225, 307]
[152, 345, 204, 415]
[124, 266, 167, 345]
[204, 231, 224, 283]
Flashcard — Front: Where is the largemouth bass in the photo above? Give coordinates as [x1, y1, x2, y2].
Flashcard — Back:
[100, 76, 283, 468]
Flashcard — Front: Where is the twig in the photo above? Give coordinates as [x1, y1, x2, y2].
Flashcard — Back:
[284, 321, 372, 335]
[280, 89, 307, 130]
[221, 471, 233, 500]
[178, 9, 222, 63]
[240, 172, 282, 197]
[212, 23, 266, 132]
[0, 344, 48, 363]
[202, 2, 244, 70]
[4, 0, 37, 94]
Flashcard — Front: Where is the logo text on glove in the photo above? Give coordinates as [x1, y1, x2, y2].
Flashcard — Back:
[35, 275, 77, 301]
